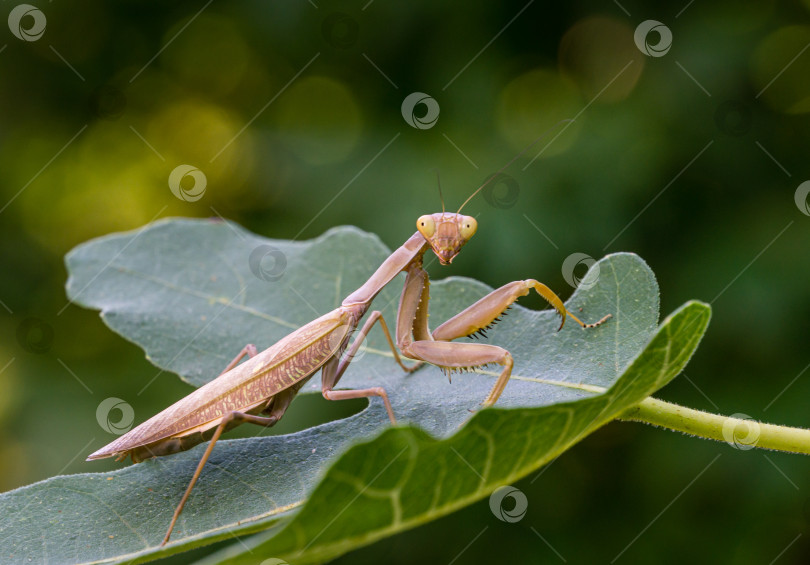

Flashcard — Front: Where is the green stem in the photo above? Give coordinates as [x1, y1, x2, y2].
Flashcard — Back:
[620, 397, 810, 455]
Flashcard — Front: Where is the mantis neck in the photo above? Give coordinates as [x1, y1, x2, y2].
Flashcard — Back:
[341, 232, 428, 308]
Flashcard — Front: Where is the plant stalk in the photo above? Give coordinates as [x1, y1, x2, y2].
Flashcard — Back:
[620, 397, 810, 455]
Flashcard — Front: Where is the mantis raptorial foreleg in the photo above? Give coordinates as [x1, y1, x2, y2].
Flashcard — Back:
[407, 340, 514, 405]
[399, 270, 612, 406]
[433, 279, 612, 339]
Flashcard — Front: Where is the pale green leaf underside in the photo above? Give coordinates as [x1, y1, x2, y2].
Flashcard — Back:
[0, 219, 710, 565]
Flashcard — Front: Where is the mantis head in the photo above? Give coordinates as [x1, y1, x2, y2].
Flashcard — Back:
[414, 120, 574, 266]
[418, 120, 566, 266]
[415, 119, 573, 266]
[416, 213, 477, 265]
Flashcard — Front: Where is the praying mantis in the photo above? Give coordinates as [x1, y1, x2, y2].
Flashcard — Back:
[86, 144, 611, 546]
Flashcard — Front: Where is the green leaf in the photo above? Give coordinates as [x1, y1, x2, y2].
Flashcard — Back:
[214, 301, 711, 565]
[0, 219, 710, 565]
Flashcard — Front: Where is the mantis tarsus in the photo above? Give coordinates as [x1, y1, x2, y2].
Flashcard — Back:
[87, 140, 611, 546]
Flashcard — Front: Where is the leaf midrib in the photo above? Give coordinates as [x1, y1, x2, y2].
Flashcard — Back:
[99, 263, 622, 401]
[101, 264, 300, 330]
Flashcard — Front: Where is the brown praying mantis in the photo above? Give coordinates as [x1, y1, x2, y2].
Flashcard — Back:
[87, 141, 612, 546]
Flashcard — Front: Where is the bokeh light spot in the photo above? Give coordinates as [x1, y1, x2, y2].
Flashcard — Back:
[161, 15, 251, 98]
[496, 68, 582, 158]
[751, 25, 810, 114]
[273, 76, 362, 165]
[558, 17, 643, 104]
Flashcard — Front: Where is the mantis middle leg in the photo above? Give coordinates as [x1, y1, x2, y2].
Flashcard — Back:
[321, 309, 422, 425]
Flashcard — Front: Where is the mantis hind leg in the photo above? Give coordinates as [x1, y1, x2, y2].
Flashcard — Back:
[161, 409, 280, 546]
[160, 344, 283, 545]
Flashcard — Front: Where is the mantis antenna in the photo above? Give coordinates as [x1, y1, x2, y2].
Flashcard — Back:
[434, 168, 445, 213]
[456, 118, 574, 214]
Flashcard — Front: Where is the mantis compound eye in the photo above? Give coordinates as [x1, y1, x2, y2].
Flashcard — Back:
[459, 216, 477, 240]
[417, 215, 436, 238]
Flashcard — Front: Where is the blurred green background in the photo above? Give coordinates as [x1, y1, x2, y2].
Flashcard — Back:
[1, 0, 810, 563]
